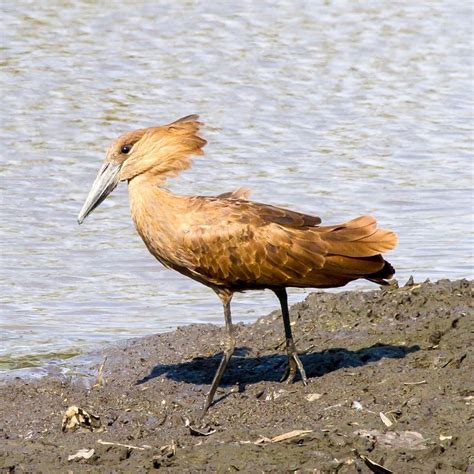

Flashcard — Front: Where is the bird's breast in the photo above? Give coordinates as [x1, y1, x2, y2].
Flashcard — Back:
[128, 182, 202, 274]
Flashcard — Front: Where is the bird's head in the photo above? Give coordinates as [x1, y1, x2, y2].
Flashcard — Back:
[77, 115, 206, 224]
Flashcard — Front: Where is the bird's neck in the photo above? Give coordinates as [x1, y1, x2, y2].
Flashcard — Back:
[127, 174, 187, 258]
[128, 173, 185, 220]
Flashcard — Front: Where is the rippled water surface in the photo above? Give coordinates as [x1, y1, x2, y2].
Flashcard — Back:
[1, 1, 472, 370]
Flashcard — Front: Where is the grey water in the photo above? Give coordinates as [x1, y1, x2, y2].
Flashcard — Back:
[1, 1, 472, 371]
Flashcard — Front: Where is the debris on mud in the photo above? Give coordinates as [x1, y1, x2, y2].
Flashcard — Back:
[67, 448, 95, 462]
[0, 279, 472, 472]
[62, 406, 101, 432]
[353, 449, 393, 474]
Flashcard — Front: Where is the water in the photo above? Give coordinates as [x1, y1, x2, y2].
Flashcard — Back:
[1, 1, 472, 371]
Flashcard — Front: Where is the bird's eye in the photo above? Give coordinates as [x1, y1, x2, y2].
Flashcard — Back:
[121, 145, 131, 154]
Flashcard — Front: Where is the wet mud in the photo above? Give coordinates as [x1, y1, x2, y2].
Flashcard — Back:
[1, 279, 472, 473]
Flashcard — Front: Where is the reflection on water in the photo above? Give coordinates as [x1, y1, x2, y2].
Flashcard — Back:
[1, 1, 472, 370]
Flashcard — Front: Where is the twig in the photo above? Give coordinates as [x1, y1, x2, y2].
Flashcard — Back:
[97, 439, 147, 451]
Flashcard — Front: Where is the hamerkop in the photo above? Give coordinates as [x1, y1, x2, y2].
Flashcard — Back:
[78, 115, 397, 417]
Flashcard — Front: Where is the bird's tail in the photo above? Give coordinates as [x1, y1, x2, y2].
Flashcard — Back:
[317, 215, 398, 283]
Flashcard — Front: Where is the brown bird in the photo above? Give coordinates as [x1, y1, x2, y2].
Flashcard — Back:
[78, 115, 397, 417]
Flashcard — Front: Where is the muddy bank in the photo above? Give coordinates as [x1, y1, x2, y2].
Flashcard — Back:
[1, 278, 472, 473]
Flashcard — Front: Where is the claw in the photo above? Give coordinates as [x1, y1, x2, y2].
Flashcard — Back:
[280, 358, 296, 383]
[183, 416, 216, 436]
[280, 352, 307, 384]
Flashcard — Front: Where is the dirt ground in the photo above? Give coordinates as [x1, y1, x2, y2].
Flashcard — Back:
[0, 278, 472, 473]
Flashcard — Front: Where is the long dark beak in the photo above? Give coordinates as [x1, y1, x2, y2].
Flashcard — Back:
[78, 161, 121, 224]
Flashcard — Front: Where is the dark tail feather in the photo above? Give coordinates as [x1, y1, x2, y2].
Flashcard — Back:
[366, 259, 395, 285]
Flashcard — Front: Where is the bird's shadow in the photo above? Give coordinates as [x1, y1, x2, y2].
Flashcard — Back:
[137, 343, 420, 387]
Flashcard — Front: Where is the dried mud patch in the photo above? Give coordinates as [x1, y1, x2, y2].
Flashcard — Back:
[1, 279, 472, 472]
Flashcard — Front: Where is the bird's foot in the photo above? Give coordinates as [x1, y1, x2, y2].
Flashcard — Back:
[184, 415, 216, 437]
[280, 352, 308, 385]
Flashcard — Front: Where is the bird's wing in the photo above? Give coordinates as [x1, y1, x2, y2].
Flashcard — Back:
[179, 200, 395, 289]
[179, 199, 326, 288]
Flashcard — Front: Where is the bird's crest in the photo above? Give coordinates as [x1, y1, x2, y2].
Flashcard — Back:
[118, 115, 207, 182]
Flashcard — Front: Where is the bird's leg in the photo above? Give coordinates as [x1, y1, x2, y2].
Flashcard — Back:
[274, 288, 308, 385]
[200, 289, 235, 418]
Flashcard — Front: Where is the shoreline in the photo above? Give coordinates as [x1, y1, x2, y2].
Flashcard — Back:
[1, 278, 472, 472]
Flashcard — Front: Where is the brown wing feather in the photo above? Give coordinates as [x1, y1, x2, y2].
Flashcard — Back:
[256, 203, 322, 227]
[220, 200, 322, 228]
[180, 199, 396, 290]
[181, 200, 325, 288]
[317, 215, 398, 257]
